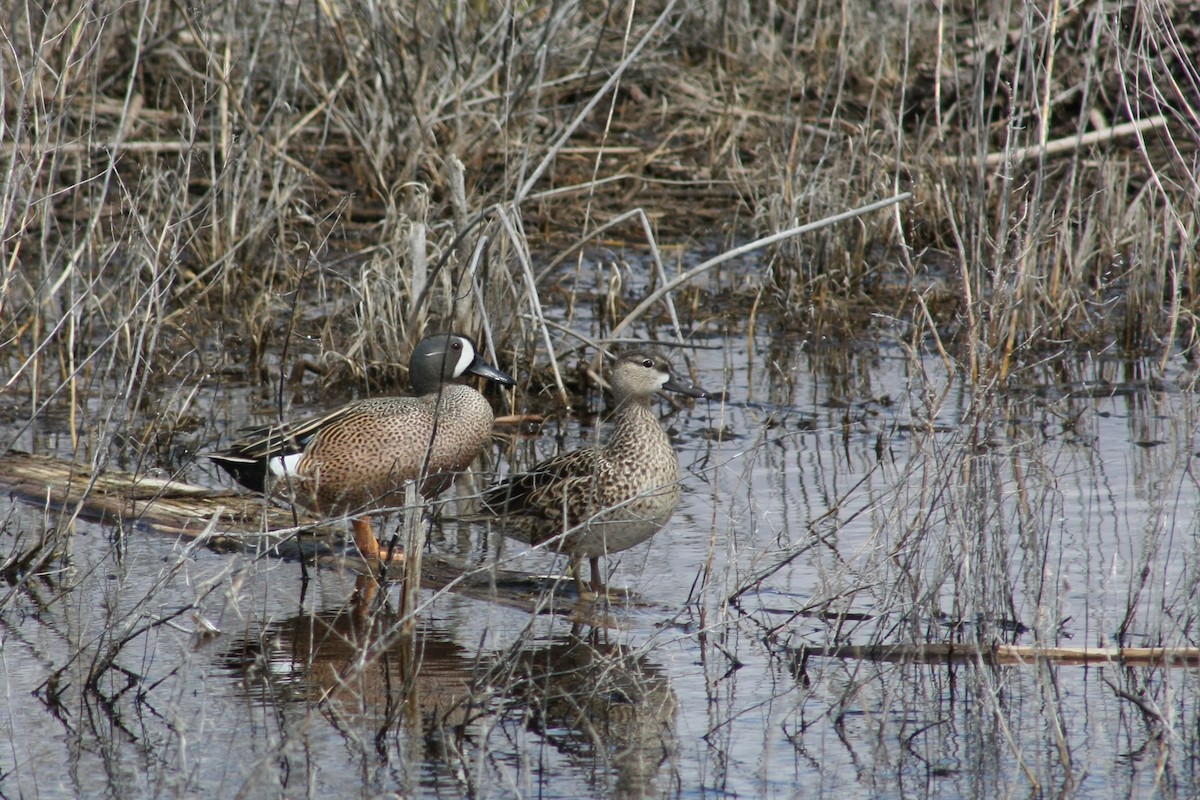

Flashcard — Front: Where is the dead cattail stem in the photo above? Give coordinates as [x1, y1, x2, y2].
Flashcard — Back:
[947, 115, 1170, 169]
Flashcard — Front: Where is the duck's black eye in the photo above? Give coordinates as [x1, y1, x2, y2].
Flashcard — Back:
[451, 342, 462, 351]
[642, 358, 654, 368]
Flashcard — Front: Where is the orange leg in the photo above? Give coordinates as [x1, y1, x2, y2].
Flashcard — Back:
[352, 517, 380, 561]
[352, 572, 379, 609]
[351, 516, 404, 565]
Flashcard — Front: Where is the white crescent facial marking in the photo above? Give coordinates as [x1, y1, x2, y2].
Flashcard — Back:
[453, 338, 476, 378]
[269, 453, 304, 477]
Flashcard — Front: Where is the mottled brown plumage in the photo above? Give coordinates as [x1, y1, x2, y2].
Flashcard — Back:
[480, 350, 708, 596]
[210, 333, 515, 561]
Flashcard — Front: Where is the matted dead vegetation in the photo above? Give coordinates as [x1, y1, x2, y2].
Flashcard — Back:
[3, 1, 1197, 407]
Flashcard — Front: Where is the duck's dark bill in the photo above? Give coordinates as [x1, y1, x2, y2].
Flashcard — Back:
[663, 377, 710, 399]
[469, 360, 517, 385]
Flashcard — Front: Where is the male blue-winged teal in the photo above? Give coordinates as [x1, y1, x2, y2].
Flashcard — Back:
[478, 350, 708, 597]
[210, 332, 515, 562]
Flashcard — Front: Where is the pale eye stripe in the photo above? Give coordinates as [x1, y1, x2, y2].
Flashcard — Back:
[269, 452, 304, 477]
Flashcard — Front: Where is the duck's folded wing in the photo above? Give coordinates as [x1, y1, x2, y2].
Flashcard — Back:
[481, 448, 605, 516]
[207, 406, 358, 491]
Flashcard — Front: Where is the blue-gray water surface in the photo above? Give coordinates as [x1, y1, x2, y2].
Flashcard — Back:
[3, 264, 1199, 799]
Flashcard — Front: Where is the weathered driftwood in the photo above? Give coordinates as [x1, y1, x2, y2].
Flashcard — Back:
[0, 449, 619, 617]
[795, 642, 1200, 668]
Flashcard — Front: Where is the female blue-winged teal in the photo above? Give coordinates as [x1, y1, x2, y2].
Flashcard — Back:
[210, 332, 515, 562]
[479, 350, 708, 597]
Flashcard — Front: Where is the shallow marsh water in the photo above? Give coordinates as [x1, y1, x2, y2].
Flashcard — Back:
[3, 263, 1200, 798]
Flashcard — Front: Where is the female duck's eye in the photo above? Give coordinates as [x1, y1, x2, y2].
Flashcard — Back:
[642, 358, 654, 368]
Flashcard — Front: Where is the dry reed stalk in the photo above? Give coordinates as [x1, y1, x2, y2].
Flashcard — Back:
[609, 193, 913, 340]
[398, 482, 423, 637]
[798, 643, 1200, 668]
[949, 114, 1172, 169]
[512, 0, 681, 206]
[499, 208, 569, 405]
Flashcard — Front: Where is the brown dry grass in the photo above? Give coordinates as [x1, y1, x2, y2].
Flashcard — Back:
[1, 0, 1197, 410]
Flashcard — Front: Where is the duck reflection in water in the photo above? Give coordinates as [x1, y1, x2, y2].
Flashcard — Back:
[216, 597, 677, 797]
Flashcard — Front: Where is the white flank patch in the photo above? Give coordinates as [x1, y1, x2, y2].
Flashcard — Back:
[269, 452, 304, 477]
[453, 337, 476, 377]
